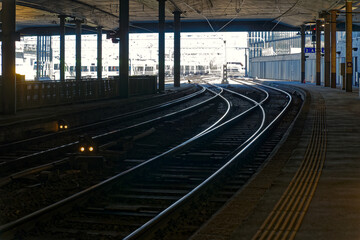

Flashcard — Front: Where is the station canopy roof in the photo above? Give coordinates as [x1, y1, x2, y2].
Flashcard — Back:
[3, 0, 360, 35]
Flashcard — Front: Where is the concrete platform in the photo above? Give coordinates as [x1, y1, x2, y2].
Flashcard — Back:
[190, 82, 360, 240]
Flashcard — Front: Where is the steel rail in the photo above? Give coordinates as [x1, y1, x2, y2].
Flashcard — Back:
[93, 86, 227, 141]
[0, 85, 232, 238]
[191, 85, 231, 138]
[0, 85, 206, 152]
[124, 82, 292, 240]
[0, 86, 207, 167]
[0, 86, 217, 187]
[221, 87, 266, 150]
[0, 83, 274, 239]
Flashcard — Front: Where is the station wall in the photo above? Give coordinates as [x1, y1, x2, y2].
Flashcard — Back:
[248, 31, 360, 86]
[249, 53, 358, 86]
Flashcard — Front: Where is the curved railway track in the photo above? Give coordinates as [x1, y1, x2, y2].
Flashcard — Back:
[0, 84, 232, 224]
[0, 81, 304, 240]
[0, 85, 209, 177]
[123, 82, 296, 240]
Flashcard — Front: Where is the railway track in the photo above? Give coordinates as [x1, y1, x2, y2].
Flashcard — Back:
[0, 81, 303, 240]
[0, 85, 209, 177]
[0, 84, 231, 225]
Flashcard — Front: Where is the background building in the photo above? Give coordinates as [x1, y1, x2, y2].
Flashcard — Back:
[248, 30, 359, 86]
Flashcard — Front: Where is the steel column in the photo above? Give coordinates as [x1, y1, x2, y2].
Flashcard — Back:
[59, 16, 65, 82]
[300, 25, 306, 84]
[174, 11, 181, 88]
[324, 15, 331, 87]
[331, 10, 337, 88]
[158, 0, 165, 92]
[97, 26, 103, 81]
[120, 0, 129, 98]
[245, 49, 248, 77]
[316, 19, 321, 86]
[76, 20, 82, 82]
[36, 37, 41, 80]
[346, 0, 353, 92]
[2, 0, 16, 114]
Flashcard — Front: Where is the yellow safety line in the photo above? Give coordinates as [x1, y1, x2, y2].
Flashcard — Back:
[254, 112, 319, 240]
[252, 99, 327, 240]
[254, 114, 318, 239]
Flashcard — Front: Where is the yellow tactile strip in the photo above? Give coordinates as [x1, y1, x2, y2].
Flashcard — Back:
[252, 97, 327, 240]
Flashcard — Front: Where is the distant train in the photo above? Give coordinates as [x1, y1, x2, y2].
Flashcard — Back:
[31, 59, 212, 81]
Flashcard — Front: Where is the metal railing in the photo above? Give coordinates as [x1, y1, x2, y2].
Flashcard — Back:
[11, 76, 157, 110]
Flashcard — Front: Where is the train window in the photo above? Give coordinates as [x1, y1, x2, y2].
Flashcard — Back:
[54, 63, 59, 70]
[70, 66, 75, 72]
[108, 66, 119, 71]
[81, 66, 89, 72]
[90, 66, 97, 72]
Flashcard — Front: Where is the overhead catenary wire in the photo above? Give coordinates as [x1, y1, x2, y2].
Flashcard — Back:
[217, 0, 246, 32]
[270, 17, 283, 31]
[271, 0, 302, 22]
[326, 0, 345, 11]
[181, 0, 216, 32]
[263, 0, 301, 30]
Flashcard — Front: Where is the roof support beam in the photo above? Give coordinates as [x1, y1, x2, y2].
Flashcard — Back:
[97, 26, 103, 81]
[75, 20, 82, 82]
[300, 25, 305, 84]
[324, 13, 331, 87]
[346, 0, 353, 93]
[59, 15, 66, 82]
[2, 0, 16, 114]
[158, 0, 166, 93]
[331, 10, 337, 89]
[174, 11, 181, 88]
[119, 0, 129, 98]
[316, 19, 321, 86]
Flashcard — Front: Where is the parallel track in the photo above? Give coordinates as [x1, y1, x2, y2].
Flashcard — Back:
[0, 86, 208, 177]
[0, 85, 232, 224]
[0, 81, 301, 240]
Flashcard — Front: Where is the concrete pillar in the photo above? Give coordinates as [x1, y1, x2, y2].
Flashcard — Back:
[119, 0, 129, 98]
[245, 49, 248, 77]
[97, 26, 103, 81]
[331, 10, 337, 88]
[158, 0, 166, 92]
[2, 0, 16, 114]
[75, 20, 82, 82]
[173, 11, 181, 88]
[300, 25, 306, 84]
[36, 37, 41, 80]
[316, 19, 321, 86]
[346, 0, 353, 92]
[59, 16, 66, 82]
[324, 14, 331, 87]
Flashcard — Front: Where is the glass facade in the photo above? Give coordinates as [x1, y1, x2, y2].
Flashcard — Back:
[248, 31, 302, 57]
